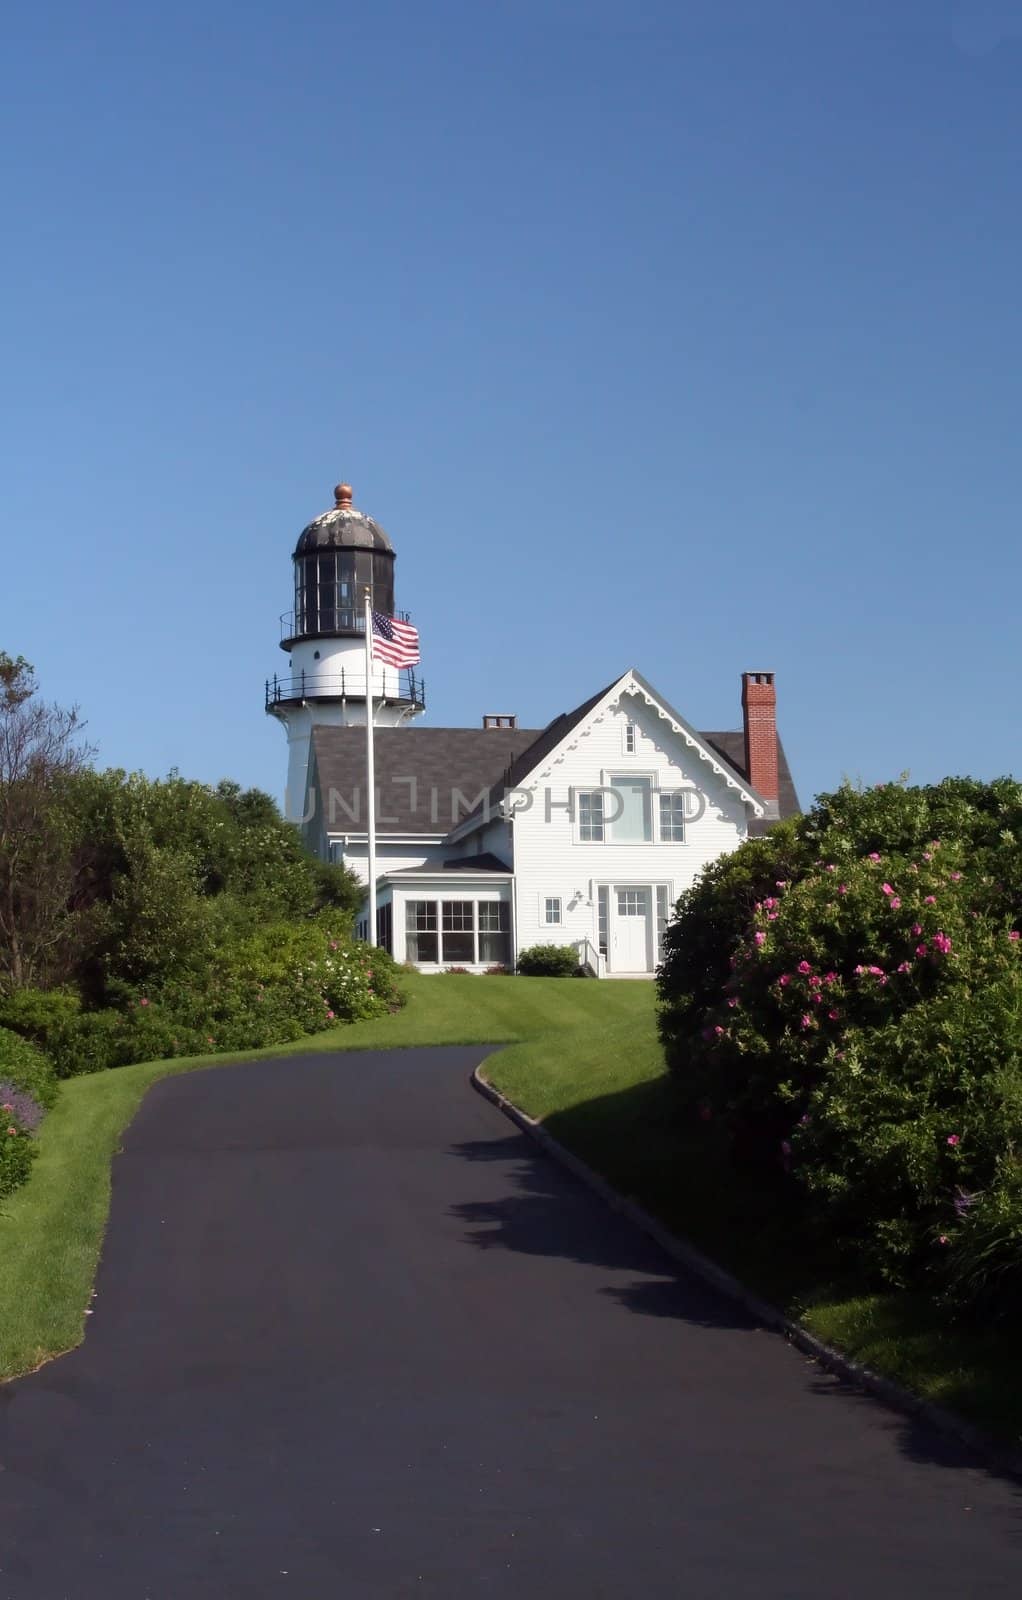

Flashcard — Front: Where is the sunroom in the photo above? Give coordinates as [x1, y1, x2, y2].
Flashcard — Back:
[368, 858, 515, 972]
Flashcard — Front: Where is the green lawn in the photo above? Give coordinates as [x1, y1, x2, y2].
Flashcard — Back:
[2, 972, 1018, 1446]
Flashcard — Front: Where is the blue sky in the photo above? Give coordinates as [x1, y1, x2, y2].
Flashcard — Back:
[3, 0, 1020, 810]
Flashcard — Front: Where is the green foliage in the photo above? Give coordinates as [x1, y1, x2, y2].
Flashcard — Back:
[0, 1025, 59, 1108]
[46, 918, 404, 1072]
[0, 1113, 36, 1199]
[517, 944, 582, 977]
[658, 778, 1022, 1313]
[0, 988, 81, 1051]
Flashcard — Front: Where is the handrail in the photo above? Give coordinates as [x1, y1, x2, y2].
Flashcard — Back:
[577, 937, 605, 978]
[264, 666, 425, 711]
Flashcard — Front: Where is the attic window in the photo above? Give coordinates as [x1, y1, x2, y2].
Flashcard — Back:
[623, 722, 637, 754]
[484, 714, 518, 729]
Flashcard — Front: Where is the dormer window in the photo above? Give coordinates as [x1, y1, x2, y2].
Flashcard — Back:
[624, 722, 637, 754]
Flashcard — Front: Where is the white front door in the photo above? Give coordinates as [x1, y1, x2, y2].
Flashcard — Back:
[611, 886, 651, 973]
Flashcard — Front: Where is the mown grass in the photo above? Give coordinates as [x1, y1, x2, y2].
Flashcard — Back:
[0, 973, 650, 1380]
[3, 971, 1019, 1445]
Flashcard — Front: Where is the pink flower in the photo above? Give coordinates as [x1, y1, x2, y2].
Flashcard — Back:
[896, 960, 912, 974]
[727, 997, 738, 1008]
[950, 871, 962, 882]
[139, 997, 150, 1008]
[797, 960, 813, 975]
[775, 880, 788, 889]
[933, 932, 952, 955]
[828, 1009, 840, 1021]
[326, 1010, 335, 1020]
[779, 974, 791, 986]
[800, 1013, 812, 1029]
[868, 852, 882, 863]
[881, 883, 895, 897]
[767, 911, 778, 921]
[923, 852, 932, 862]
[916, 943, 928, 956]
[6, 1127, 17, 1137]
[0, 1103, 12, 1113]
[824, 972, 838, 985]
[911, 923, 923, 936]
[924, 895, 936, 905]
[938, 1235, 950, 1246]
[947, 1134, 960, 1147]
[808, 975, 822, 988]
[890, 897, 901, 909]
[1009, 931, 1020, 943]
[754, 931, 767, 947]
[812, 992, 824, 1004]
[763, 897, 778, 910]
[714, 1025, 725, 1037]
[837, 884, 849, 895]
[824, 863, 836, 872]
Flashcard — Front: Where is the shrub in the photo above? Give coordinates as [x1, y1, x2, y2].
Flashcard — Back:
[0, 987, 81, 1050]
[658, 778, 1022, 1311]
[0, 1025, 59, 1107]
[517, 944, 582, 977]
[0, 1108, 37, 1199]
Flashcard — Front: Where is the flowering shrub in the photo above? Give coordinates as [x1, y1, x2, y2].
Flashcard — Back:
[0, 1101, 36, 1199]
[45, 915, 405, 1074]
[658, 778, 1022, 1313]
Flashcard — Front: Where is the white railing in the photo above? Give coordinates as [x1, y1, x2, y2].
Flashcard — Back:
[577, 937, 606, 978]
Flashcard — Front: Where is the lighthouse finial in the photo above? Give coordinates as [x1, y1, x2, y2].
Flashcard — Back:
[334, 482, 353, 509]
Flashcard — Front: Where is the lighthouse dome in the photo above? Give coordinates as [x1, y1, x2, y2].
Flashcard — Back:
[294, 483, 394, 555]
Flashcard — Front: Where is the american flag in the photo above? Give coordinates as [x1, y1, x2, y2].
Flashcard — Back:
[371, 610, 420, 668]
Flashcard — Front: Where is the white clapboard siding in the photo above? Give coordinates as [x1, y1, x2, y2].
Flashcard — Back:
[511, 691, 748, 961]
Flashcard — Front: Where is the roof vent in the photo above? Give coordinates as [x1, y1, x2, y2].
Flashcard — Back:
[483, 714, 518, 729]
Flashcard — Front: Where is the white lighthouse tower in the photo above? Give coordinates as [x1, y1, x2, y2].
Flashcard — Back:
[265, 481, 425, 820]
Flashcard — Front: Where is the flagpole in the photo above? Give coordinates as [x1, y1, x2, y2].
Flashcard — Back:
[364, 589, 377, 948]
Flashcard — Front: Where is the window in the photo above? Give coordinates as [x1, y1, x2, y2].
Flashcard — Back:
[377, 902, 393, 956]
[543, 896, 562, 926]
[624, 723, 636, 754]
[656, 885, 670, 964]
[478, 901, 510, 965]
[578, 791, 605, 842]
[608, 774, 652, 843]
[617, 888, 649, 917]
[442, 900, 475, 964]
[597, 886, 609, 956]
[659, 791, 687, 842]
[406, 900, 438, 963]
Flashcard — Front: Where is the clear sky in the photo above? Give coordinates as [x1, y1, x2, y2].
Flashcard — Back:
[3, 0, 1020, 811]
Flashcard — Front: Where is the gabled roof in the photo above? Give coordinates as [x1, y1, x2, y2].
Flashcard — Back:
[448, 669, 789, 838]
[309, 673, 800, 842]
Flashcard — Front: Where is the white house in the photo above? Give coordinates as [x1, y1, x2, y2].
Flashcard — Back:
[266, 483, 798, 977]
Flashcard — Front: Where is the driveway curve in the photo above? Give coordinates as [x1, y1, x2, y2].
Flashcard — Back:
[1, 1046, 1020, 1597]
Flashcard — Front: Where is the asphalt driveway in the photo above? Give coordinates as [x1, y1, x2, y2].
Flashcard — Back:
[1, 1046, 1020, 1597]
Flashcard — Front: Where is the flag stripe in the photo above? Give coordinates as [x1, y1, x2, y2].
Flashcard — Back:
[371, 610, 420, 668]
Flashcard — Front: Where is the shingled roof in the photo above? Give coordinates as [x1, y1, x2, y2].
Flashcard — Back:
[310, 725, 543, 836]
[309, 685, 799, 839]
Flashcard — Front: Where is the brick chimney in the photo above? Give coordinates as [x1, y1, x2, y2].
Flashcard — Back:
[741, 672, 779, 819]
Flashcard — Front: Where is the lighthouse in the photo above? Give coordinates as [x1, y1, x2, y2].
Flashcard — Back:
[265, 481, 426, 820]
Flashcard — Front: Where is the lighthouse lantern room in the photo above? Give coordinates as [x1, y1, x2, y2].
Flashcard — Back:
[265, 482, 425, 819]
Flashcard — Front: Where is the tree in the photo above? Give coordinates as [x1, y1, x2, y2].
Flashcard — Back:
[0, 655, 92, 990]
